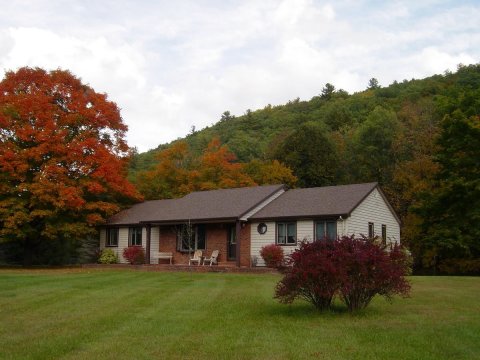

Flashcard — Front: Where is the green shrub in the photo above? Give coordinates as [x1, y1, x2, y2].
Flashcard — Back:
[98, 248, 118, 264]
[438, 258, 480, 275]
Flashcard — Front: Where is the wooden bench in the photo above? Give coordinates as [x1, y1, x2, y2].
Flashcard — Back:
[152, 252, 173, 264]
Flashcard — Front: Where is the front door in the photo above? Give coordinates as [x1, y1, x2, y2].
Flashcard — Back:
[227, 225, 236, 261]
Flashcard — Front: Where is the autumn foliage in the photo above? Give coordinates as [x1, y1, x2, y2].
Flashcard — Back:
[259, 244, 284, 268]
[0, 67, 142, 264]
[122, 246, 145, 265]
[275, 236, 411, 312]
[135, 138, 297, 200]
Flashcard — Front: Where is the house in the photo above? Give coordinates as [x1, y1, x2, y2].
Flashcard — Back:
[100, 182, 400, 266]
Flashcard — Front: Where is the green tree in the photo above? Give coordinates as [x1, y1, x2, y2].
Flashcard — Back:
[368, 78, 380, 89]
[273, 123, 338, 188]
[220, 111, 235, 122]
[350, 106, 399, 185]
[415, 111, 480, 269]
[321, 83, 335, 100]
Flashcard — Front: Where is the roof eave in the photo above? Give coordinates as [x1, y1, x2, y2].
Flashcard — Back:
[140, 217, 239, 225]
[250, 213, 350, 222]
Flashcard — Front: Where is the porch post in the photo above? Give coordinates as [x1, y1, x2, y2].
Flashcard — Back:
[235, 220, 241, 267]
[146, 224, 151, 264]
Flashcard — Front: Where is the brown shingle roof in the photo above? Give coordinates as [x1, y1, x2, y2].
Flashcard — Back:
[107, 184, 285, 225]
[249, 182, 378, 220]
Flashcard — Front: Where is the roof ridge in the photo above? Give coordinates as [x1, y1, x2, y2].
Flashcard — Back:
[287, 182, 377, 191]
[183, 184, 284, 196]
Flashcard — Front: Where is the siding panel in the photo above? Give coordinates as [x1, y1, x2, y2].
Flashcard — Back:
[99, 228, 106, 248]
[297, 220, 313, 243]
[117, 227, 129, 263]
[250, 221, 276, 267]
[344, 188, 400, 244]
[251, 220, 314, 266]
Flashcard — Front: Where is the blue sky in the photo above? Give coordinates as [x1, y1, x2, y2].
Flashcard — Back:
[1, 0, 479, 151]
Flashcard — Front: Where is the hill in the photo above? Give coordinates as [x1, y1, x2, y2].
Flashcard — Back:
[129, 64, 480, 273]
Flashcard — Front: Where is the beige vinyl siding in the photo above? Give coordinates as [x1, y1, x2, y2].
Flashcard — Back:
[297, 220, 313, 242]
[337, 219, 346, 238]
[100, 226, 159, 264]
[250, 221, 276, 267]
[99, 228, 106, 248]
[344, 188, 400, 244]
[99, 228, 124, 262]
[250, 220, 314, 266]
[117, 227, 129, 263]
[150, 226, 160, 261]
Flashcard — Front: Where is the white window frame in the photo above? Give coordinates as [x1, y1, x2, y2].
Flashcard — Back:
[276, 222, 297, 245]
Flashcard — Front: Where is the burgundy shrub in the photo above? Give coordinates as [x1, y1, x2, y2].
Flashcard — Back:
[275, 240, 342, 311]
[335, 236, 411, 312]
[122, 246, 145, 265]
[260, 244, 284, 268]
[275, 235, 411, 312]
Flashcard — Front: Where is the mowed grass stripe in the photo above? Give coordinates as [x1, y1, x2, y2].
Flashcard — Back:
[0, 270, 479, 360]
[0, 271, 230, 359]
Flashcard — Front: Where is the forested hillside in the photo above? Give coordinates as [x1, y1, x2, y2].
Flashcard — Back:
[129, 64, 480, 273]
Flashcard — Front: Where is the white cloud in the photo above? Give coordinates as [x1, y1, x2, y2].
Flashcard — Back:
[0, 1, 479, 151]
[411, 47, 475, 75]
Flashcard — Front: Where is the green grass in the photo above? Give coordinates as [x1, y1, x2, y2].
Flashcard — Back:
[0, 269, 479, 360]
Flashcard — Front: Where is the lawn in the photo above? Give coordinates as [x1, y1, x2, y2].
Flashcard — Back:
[0, 269, 479, 360]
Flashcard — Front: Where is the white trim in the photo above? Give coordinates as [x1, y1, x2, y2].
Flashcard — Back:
[241, 188, 286, 221]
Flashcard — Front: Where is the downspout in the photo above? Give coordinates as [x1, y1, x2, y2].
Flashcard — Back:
[338, 216, 345, 237]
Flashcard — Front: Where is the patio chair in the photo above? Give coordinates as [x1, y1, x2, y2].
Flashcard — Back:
[188, 250, 203, 266]
[203, 250, 219, 266]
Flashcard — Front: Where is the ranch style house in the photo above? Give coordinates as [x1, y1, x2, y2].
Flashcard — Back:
[99, 182, 400, 267]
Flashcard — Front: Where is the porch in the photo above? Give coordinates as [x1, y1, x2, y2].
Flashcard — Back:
[101, 221, 252, 267]
[83, 263, 277, 274]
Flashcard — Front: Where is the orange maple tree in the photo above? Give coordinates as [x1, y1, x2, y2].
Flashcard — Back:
[135, 138, 297, 200]
[0, 67, 142, 263]
[135, 141, 194, 199]
[195, 138, 256, 190]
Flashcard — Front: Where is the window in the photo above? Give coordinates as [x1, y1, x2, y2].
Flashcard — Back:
[177, 224, 206, 252]
[368, 222, 374, 238]
[227, 225, 236, 260]
[106, 228, 119, 247]
[315, 221, 337, 241]
[128, 227, 142, 246]
[277, 222, 296, 245]
[382, 224, 387, 245]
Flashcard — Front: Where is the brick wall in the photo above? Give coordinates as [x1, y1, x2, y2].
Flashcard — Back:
[156, 224, 237, 266]
[239, 223, 251, 267]
[154, 223, 252, 267]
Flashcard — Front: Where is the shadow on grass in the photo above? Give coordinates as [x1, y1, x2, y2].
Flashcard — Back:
[261, 301, 343, 318]
[260, 299, 383, 320]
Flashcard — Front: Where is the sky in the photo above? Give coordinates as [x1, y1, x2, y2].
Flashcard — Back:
[1, 1, 479, 152]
